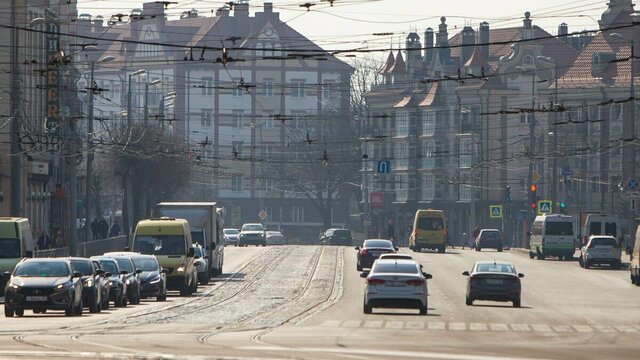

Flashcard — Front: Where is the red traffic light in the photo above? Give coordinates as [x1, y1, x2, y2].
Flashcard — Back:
[531, 202, 537, 209]
[530, 184, 537, 192]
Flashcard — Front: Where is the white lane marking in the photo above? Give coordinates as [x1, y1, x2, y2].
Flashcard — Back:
[510, 324, 530, 332]
[238, 345, 556, 360]
[428, 321, 446, 330]
[593, 325, 615, 333]
[572, 325, 593, 333]
[469, 323, 487, 331]
[406, 321, 425, 330]
[342, 320, 362, 328]
[615, 325, 638, 333]
[490, 323, 509, 332]
[551, 325, 573, 333]
[531, 324, 552, 332]
[321, 320, 341, 327]
[385, 321, 404, 329]
[363, 320, 383, 328]
[449, 322, 467, 331]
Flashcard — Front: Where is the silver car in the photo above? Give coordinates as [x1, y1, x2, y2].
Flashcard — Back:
[223, 228, 240, 247]
[580, 235, 621, 269]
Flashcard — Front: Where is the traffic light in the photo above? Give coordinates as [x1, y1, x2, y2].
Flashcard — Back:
[530, 184, 537, 209]
[559, 201, 567, 213]
[504, 185, 511, 203]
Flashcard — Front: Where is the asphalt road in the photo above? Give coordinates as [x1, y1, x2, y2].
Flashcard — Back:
[1, 245, 638, 359]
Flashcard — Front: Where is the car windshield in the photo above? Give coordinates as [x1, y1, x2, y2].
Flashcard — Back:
[363, 240, 393, 249]
[475, 263, 516, 274]
[417, 217, 443, 231]
[134, 235, 185, 255]
[590, 237, 617, 246]
[545, 221, 573, 236]
[114, 258, 133, 273]
[242, 224, 263, 231]
[70, 260, 94, 276]
[15, 261, 70, 277]
[191, 231, 205, 246]
[0, 238, 21, 258]
[98, 260, 118, 274]
[132, 257, 159, 271]
[372, 263, 419, 274]
[333, 230, 351, 237]
[224, 229, 239, 235]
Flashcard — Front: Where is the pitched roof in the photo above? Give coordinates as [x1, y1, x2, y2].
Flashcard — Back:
[388, 52, 405, 73]
[380, 51, 395, 74]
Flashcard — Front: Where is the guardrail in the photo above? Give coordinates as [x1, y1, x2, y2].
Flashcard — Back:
[34, 235, 128, 258]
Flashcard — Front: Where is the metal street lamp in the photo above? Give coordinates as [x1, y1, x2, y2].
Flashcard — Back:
[536, 55, 559, 207]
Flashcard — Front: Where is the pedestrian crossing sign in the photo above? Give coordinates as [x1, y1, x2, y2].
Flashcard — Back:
[537, 200, 552, 215]
[490, 205, 503, 219]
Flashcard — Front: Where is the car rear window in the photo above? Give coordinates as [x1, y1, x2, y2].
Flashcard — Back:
[481, 231, 500, 240]
[475, 264, 515, 274]
[224, 229, 239, 235]
[372, 263, 418, 274]
[363, 240, 393, 249]
[333, 230, 351, 237]
[545, 221, 573, 236]
[417, 217, 444, 231]
[590, 237, 617, 246]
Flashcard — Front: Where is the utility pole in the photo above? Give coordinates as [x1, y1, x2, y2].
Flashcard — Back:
[124, 70, 146, 239]
[10, 0, 22, 217]
[362, 116, 370, 239]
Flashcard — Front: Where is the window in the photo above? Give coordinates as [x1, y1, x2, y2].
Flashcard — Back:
[263, 112, 274, 129]
[609, 103, 623, 138]
[522, 55, 534, 66]
[395, 142, 408, 169]
[395, 174, 408, 201]
[292, 111, 306, 129]
[232, 78, 244, 97]
[591, 176, 600, 193]
[201, 77, 213, 95]
[200, 109, 212, 127]
[262, 177, 274, 192]
[422, 140, 434, 170]
[322, 81, 335, 101]
[232, 141, 243, 158]
[422, 111, 435, 136]
[422, 174, 435, 200]
[263, 79, 274, 97]
[232, 175, 244, 191]
[292, 206, 304, 222]
[459, 138, 473, 168]
[291, 79, 305, 97]
[520, 113, 532, 124]
[459, 183, 471, 202]
[396, 111, 409, 136]
[232, 110, 244, 128]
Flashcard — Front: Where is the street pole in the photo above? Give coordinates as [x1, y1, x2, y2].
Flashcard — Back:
[85, 62, 96, 244]
[631, 43, 636, 179]
[362, 117, 370, 239]
[10, 0, 22, 217]
[551, 62, 558, 208]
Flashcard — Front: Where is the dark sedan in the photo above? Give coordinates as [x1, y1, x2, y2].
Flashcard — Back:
[355, 239, 398, 271]
[463, 261, 524, 307]
[321, 229, 353, 246]
[90, 259, 112, 310]
[3, 258, 84, 317]
[131, 254, 167, 301]
[103, 253, 142, 305]
[69, 257, 104, 313]
[91, 257, 128, 307]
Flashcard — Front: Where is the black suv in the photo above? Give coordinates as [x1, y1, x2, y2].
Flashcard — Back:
[321, 229, 353, 246]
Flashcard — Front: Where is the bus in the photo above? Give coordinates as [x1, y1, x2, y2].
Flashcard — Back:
[409, 209, 447, 253]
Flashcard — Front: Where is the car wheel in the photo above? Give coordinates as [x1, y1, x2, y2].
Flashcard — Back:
[14, 308, 24, 317]
[584, 260, 590, 269]
[157, 289, 167, 302]
[357, 263, 362, 272]
[475, 246, 481, 252]
[438, 246, 445, 254]
[75, 299, 83, 316]
[4, 305, 14, 317]
[180, 280, 191, 296]
[529, 252, 535, 259]
[103, 297, 109, 310]
[497, 247, 503, 252]
[202, 270, 210, 285]
[65, 302, 74, 316]
[90, 298, 100, 313]
[121, 294, 128, 307]
[636, 274, 640, 287]
[513, 298, 521, 308]
[419, 304, 428, 315]
[465, 295, 473, 306]
[363, 303, 372, 314]
[412, 247, 421, 253]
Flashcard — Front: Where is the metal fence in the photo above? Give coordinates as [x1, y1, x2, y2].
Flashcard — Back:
[34, 235, 128, 258]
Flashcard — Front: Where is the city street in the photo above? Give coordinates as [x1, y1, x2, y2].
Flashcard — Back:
[1, 245, 638, 359]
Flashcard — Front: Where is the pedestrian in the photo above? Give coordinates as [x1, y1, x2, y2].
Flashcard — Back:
[98, 217, 109, 239]
[54, 230, 65, 248]
[387, 219, 395, 243]
[91, 217, 100, 240]
[109, 221, 121, 237]
[36, 230, 50, 250]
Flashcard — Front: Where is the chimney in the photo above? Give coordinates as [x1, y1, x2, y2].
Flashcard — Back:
[264, 2, 273, 13]
[216, 5, 230, 17]
[479, 22, 490, 65]
[437, 17, 450, 63]
[424, 27, 434, 63]
[460, 26, 475, 65]
[558, 22, 568, 37]
[234, 1, 250, 17]
[93, 16, 104, 33]
[522, 12, 533, 40]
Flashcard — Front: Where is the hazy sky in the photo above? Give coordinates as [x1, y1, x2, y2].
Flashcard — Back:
[76, 0, 613, 51]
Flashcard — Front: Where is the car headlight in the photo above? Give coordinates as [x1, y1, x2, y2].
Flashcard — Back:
[9, 283, 20, 290]
[54, 283, 67, 292]
[177, 267, 185, 273]
[84, 278, 94, 287]
[149, 275, 161, 284]
[126, 279, 132, 285]
[109, 281, 114, 286]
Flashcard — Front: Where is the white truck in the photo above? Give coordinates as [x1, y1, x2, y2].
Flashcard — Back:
[578, 212, 621, 247]
[155, 202, 224, 280]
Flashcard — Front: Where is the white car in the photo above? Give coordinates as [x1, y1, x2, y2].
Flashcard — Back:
[362, 259, 432, 315]
[580, 235, 621, 269]
[239, 223, 266, 247]
[266, 231, 286, 246]
[223, 228, 240, 246]
[192, 244, 209, 285]
[378, 253, 413, 260]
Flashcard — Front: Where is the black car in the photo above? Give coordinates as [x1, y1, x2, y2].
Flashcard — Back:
[131, 254, 167, 301]
[463, 261, 524, 307]
[321, 229, 353, 246]
[3, 258, 84, 317]
[91, 257, 128, 307]
[69, 257, 103, 313]
[355, 239, 398, 271]
[90, 259, 112, 310]
[103, 253, 142, 305]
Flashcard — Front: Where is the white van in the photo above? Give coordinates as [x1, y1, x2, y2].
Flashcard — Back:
[529, 214, 575, 260]
[581, 214, 620, 246]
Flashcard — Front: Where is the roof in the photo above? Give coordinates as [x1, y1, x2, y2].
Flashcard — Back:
[419, 83, 439, 107]
[388, 52, 406, 73]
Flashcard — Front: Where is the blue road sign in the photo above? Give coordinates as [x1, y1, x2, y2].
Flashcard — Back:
[561, 167, 573, 177]
[377, 161, 391, 174]
[628, 178, 639, 191]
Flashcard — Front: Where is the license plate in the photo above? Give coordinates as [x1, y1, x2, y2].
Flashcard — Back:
[370, 252, 380, 257]
[26, 296, 47, 302]
[485, 279, 503, 285]
[386, 281, 404, 287]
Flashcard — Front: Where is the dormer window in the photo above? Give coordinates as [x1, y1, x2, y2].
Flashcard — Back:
[592, 54, 601, 66]
[522, 55, 534, 66]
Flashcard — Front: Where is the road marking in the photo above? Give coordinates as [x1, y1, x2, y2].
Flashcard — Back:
[449, 322, 467, 331]
[531, 324, 552, 332]
[428, 321, 446, 330]
[572, 325, 593, 333]
[342, 320, 361, 328]
[510, 324, 530, 332]
[592, 325, 615, 333]
[321, 320, 341, 327]
[615, 325, 638, 333]
[551, 325, 573, 333]
[469, 323, 487, 331]
[385, 321, 404, 329]
[363, 320, 383, 328]
[490, 323, 509, 332]
[406, 321, 425, 330]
